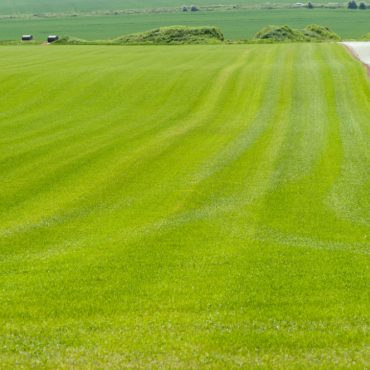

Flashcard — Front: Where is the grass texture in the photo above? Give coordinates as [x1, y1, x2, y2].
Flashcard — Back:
[1, 8, 370, 42]
[0, 44, 370, 369]
[361, 32, 370, 40]
[2, 44, 370, 368]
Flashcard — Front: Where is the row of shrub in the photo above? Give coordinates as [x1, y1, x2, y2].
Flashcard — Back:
[347, 0, 368, 8]
[306, 1, 369, 8]
[49, 24, 342, 45]
[52, 26, 224, 45]
[181, 5, 199, 11]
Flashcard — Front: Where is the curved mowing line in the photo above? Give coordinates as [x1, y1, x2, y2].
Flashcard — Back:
[2, 44, 370, 367]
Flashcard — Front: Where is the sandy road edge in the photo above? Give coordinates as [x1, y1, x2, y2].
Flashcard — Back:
[340, 43, 370, 79]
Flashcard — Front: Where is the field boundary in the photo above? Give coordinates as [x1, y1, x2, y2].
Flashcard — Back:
[341, 43, 370, 78]
[0, 3, 361, 20]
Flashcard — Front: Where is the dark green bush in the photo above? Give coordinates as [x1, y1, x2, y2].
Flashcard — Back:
[53, 26, 224, 45]
[254, 24, 341, 42]
[255, 25, 306, 41]
[190, 5, 199, 11]
[305, 24, 341, 40]
[359, 1, 366, 9]
[307, 2, 314, 8]
[348, 0, 358, 8]
[182, 5, 187, 11]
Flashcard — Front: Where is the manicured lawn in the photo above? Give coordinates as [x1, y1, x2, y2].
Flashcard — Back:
[1, 9, 370, 41]
[1, 43, 370, 368]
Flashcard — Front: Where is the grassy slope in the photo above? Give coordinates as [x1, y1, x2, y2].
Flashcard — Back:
[0, 0, 347, 15]
[2, 43, 370, 368]
[1, 9, 370, 41]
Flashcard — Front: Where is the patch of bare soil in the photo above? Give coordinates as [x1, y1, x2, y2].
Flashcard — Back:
[342, 44, 370, 79]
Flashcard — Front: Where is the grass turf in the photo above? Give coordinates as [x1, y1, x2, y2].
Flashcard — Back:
[2, 43, 370, 368]
[1, 9, 370, 42]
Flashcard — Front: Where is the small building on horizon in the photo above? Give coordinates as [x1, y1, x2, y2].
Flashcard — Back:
[47, 36, 59, 43]
[22, 35, 33, 41]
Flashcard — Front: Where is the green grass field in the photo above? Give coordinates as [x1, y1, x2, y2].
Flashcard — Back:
[0, 0, 348, 15]
[2, 43, 370, 368]
[2, 9, 370, 41]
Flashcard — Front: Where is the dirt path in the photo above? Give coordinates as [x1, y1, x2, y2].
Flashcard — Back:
[340, 42, 370, 79]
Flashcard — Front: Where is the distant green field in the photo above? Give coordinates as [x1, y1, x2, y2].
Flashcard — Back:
[1, 9, 370, 41]
[2, 43, 370, 368]
[0, 0, 348, 15]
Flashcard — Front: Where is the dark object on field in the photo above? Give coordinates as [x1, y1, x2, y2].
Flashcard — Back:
[22, 35, 33, 41]
[182, 5, 187, 11]
[48, 35, 59, 42]
[307, 2, 314, 8]
[190, 5, 199, 11]
[359, 1, 366, 9]
[347, 0, 358, 8]
[324, 27, 332, 32]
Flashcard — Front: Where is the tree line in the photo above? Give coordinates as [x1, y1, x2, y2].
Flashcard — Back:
[307, 0, 367, 8]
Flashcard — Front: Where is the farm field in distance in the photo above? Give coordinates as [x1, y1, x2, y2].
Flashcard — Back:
[2, 43, 370, 368]
[0, 9, 370, 41]
[2, 9, 370, 41]
[0, 0, 353, 15]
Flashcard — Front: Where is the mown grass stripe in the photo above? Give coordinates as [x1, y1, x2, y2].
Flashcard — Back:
[2, 44, 370, 368]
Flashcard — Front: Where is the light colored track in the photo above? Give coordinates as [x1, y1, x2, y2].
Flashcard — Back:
[340, 41, 370, 66]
